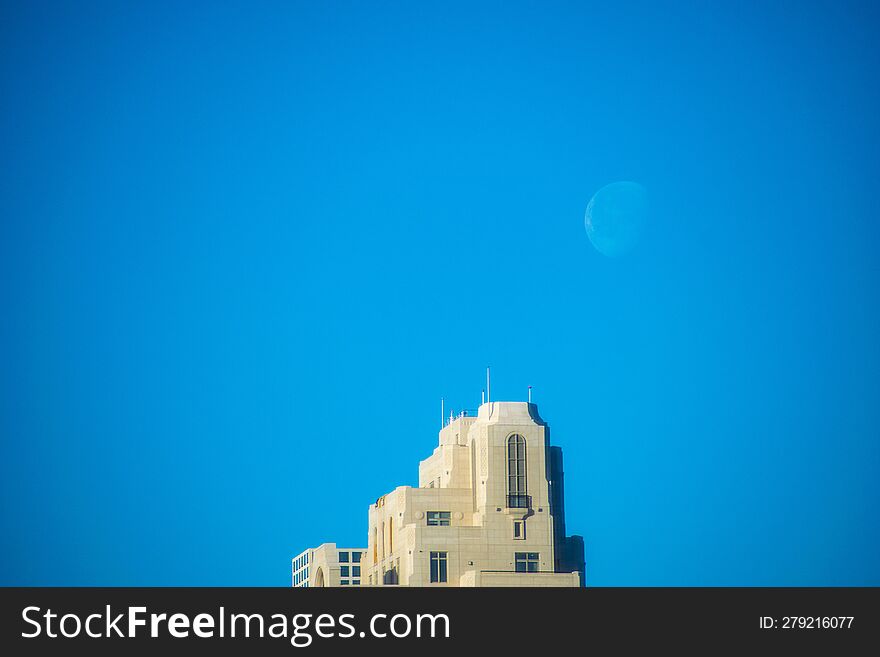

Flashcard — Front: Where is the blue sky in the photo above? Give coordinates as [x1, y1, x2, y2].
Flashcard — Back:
[1, 1, 878, 585]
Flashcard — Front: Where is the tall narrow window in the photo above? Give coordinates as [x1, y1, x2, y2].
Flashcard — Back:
[513, 520, 525, 539]
[507, 434, 528, 508]
[430, 551, 448, 583]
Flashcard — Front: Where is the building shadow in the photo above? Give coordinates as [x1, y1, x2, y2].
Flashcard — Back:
[546, 443, 587, 586]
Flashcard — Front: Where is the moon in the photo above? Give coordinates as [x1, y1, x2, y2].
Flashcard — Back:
[584, 181, 648, 257]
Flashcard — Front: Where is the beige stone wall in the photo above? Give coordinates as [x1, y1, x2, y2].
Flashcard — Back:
[419, 443, 472, 489]
[472, 571, 580, 587]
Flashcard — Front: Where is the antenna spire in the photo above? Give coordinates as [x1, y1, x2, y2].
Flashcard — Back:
[440, 397, 444, 429]
[528, 385, 532, 403]
[486, 366, 491, 404]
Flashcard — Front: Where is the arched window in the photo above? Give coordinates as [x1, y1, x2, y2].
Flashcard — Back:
[507, 434, 527, 507]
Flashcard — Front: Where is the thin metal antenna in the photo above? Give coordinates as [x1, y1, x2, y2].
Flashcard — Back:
[481, 389, 485, 405]
[528, 385, 532, 403]
[441, 397, 444, 429]
[486, 366, 491, 404]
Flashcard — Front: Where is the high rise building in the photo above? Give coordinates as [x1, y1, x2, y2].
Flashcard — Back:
[292, 399, 584, 587]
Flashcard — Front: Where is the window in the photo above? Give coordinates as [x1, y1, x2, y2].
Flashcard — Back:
[340, 580, 349, 586]
[430, 552, 448, 583]
[427, 511, 451, 526]
[353, 579, 360, 586]
[339, 551, 350, 563]
[352, 552, 362, 563]
[507, 434, 526, 494]
[340, 566, 349, 577]
[515, 552, 539, 573]
[507, 434, 529, 508]
[513, 520, 525, 539]
[352, 566, 361, 577]
[384, 567, 399, 585]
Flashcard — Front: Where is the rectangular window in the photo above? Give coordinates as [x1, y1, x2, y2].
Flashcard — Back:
[383, 567, 399, 585]
[352, 552, 362, 563]
[430, 551, 448, 583]
[340, 566, 349, 577]
[513, 520, 525, 539]
[427, 511, 451, 526]
[515, 552, 539, 573]
[352, 566, 361, 577]
[353, 579, 360, 586]
[339, 551, 349, 563]
[340, 580, 349, 586]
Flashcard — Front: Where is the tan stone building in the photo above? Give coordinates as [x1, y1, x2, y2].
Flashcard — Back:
[292, 544, 366, 587]
[292, 399, 584, 587]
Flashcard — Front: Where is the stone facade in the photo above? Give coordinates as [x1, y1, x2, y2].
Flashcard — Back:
[291, 544, 366, 587]
[292, 400, 584, 587]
